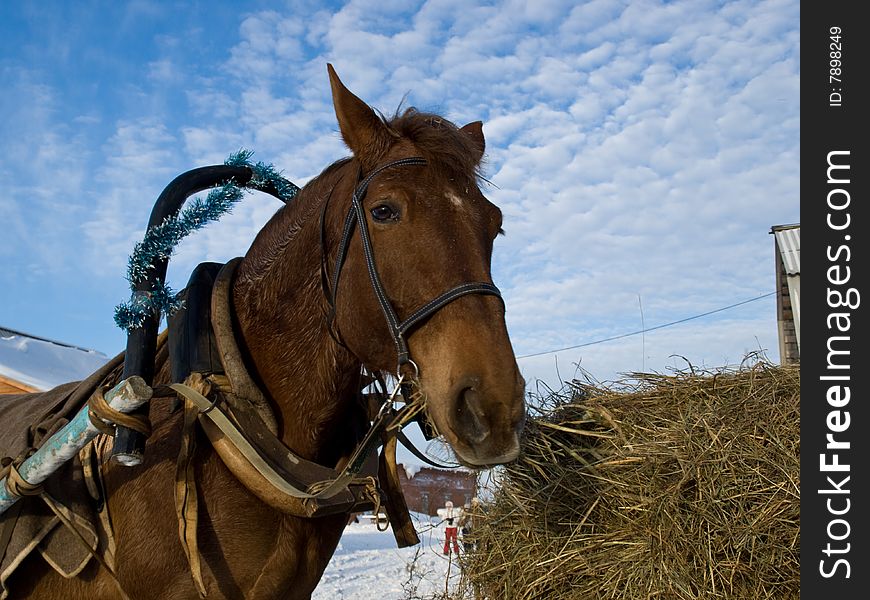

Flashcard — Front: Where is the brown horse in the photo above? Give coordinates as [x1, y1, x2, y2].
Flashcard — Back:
[10, 64, 525, 599]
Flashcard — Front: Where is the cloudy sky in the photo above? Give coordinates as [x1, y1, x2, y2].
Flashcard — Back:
[1, 0, 799, 393]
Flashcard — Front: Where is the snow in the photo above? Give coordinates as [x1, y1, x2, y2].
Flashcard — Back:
[313, 513, 466, 600]
[403, 464, 422, 480]
[0, 333, 109, 391]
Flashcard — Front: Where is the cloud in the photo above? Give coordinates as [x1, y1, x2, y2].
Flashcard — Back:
[81, 120, 182, 276]
[0, 71, 95, 276]
[226, 11, 308, 82]
[1, 0, 799, 385]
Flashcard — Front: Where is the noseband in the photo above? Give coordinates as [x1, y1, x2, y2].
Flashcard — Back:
[322, 157, 503, 376]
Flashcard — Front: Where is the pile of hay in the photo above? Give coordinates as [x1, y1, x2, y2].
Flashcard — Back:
[459, 363, 799, 600]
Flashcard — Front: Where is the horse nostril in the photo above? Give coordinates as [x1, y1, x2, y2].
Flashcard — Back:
[455, 386, 490, 444]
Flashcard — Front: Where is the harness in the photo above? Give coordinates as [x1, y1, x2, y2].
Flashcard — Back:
[1, 155, 504, 598]
[160, 156, 505, 595]
[169, 156, 503, 509]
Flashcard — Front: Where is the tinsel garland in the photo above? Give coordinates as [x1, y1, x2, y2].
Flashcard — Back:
[114, 150, 299, 331]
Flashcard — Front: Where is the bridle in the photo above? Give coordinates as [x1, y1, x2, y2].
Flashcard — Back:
[321, 156, 504, 379]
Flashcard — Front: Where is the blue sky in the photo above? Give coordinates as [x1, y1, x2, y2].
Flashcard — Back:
[1, 0, 799, 395]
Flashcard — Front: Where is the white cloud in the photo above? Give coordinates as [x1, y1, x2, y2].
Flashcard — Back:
[226, 12, 307, 82]
[0, 72, 94, 274]
[82, 120, 182, 276]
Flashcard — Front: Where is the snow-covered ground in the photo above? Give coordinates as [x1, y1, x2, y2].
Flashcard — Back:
[313, 513, 466, 600]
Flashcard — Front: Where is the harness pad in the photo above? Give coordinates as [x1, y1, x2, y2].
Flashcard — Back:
[168, 262, 225, 384]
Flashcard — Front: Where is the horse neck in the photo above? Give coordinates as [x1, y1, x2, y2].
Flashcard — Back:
[230, 169, 362, 462]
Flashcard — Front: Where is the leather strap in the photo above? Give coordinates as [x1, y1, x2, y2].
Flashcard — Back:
[2, 459, 42, 498]
[88, 385, 152, 437]
[171, 383, 317, 499]
[0, 502, 22, 573]
[396, 431, 458, 469]
[378, 437, 420, 548]
[210, 258, 279, 434]
[176, 398, 208, 597]
[169, 382, 380, 505]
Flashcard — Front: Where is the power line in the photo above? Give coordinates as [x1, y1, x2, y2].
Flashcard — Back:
[516, 291, 776, 360]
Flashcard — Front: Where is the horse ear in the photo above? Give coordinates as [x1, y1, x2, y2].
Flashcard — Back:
[327, 64, 392, 168]
[460, 121, 485, 163]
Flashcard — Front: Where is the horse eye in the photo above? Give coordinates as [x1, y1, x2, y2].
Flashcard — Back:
[370, 204, 399, 222]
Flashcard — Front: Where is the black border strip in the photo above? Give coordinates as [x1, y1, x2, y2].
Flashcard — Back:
[802, 3, 869, 596]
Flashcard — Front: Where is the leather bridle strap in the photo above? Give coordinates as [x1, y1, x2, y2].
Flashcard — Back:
[395, 281, 501, 337]
[326, 157, 504, 373]
[395, 430, 458, 469]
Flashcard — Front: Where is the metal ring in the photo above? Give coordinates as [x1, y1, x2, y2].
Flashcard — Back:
[378, 375, 405, 420]
[398, 359, 419, 381]
[199, 394, 221, 415]
[376, 397, 395, 420]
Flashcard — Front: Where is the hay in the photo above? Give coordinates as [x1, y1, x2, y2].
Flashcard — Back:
[458, 362, 800, 600]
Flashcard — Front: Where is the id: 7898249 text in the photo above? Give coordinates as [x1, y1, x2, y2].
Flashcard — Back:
[829, 26, 843, 107]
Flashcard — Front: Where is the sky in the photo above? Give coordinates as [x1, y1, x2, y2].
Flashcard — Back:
[0, 0, 799, 397]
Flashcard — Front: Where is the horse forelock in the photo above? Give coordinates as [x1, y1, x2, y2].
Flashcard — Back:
[385, 108, 484, 185]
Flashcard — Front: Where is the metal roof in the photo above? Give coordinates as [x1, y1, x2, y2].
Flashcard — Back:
[772, 225, 800, 276]
[0, 326, 108, 391]
[0, 325, 98, 353]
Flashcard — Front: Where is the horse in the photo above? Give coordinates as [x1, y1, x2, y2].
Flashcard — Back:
[4, 64, 526, 599]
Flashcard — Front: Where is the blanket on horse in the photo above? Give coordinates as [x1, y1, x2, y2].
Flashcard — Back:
[0, 350, 124, 598]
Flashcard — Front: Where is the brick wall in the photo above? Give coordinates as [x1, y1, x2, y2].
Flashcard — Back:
[397, 464, 477, 516]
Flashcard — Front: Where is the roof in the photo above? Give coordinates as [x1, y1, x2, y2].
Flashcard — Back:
[0, 327, 109, 392]
[771, 224, 800, 276]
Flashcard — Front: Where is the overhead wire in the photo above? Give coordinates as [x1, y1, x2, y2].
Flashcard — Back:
[516, 291, 776, 360]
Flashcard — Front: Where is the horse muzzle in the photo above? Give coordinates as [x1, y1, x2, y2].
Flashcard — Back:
[436, 371, 526, 467]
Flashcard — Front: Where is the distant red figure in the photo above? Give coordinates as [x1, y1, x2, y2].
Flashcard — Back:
[442, 500, 461, 555]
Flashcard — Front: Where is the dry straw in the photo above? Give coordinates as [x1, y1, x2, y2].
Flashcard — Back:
[456, 361, 799, 600]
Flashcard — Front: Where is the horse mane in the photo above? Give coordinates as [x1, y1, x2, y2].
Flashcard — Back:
[235, 158, 351, 288]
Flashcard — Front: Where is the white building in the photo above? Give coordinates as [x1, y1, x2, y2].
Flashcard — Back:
[770, 224, 799, 365]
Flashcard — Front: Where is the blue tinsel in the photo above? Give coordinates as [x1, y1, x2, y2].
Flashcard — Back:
[114, 150, 299, 332]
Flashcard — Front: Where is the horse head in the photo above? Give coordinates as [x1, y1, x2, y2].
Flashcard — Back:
[325, 65, 526, 467]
